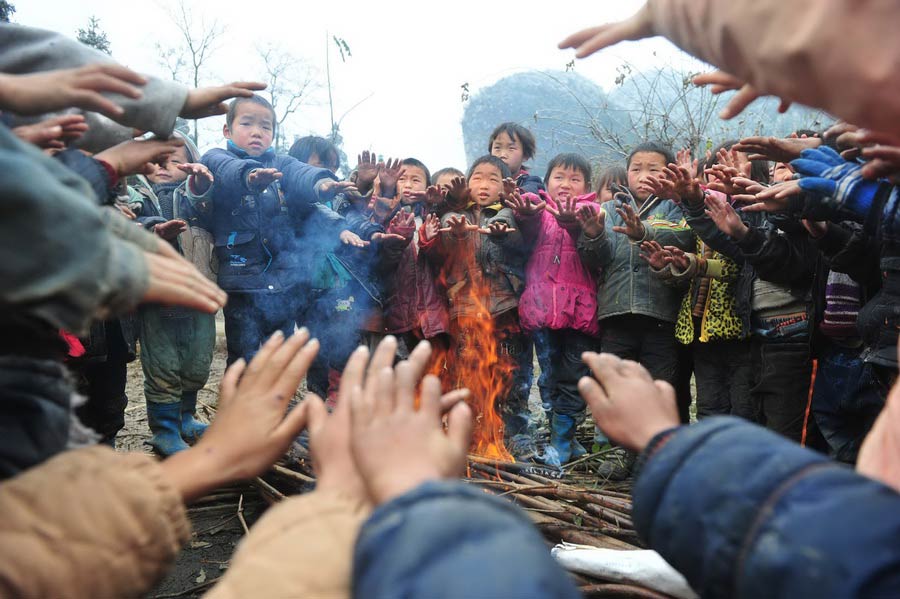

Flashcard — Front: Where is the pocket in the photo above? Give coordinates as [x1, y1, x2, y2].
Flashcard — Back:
[215, 230, 269, 275]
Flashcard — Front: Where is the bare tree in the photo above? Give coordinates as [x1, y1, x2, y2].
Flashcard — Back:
[155, 0, 223, 145]
[256, 44, 318, 152]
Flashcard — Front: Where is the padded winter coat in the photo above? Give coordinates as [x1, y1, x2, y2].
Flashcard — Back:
[634, 416, 900, 598]
[517, 191, 601, 336]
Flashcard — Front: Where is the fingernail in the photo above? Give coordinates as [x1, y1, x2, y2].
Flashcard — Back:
[297, 326, 309, 336]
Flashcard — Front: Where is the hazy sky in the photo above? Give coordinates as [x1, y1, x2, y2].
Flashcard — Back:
[15, 0, 697, 170]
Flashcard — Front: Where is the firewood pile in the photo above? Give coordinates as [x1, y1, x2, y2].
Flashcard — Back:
[251, 443, 677, 599]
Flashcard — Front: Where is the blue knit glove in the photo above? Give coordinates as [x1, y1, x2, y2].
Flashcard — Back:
[790, 147, 880, 218]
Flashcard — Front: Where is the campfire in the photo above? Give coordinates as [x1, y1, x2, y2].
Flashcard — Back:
[435, 241, 516, 462]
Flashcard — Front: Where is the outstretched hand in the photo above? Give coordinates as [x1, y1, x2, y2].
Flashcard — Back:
[576, 204, 606, 238]
[161, 329, 319, 502]
[545, 195, 581, 229]
[349, 337, 473, 505]
[12, 114, 89, 149]
[439, 215, 480, 237]
[247, 167, 282, 191]
[558, 4, 654, 59]
[96, 138, 184, 177]
[579, 352, 679, 453]
[692, 70, 791, 120]
[478, 221, 517, 237]
[444, 176, 471, 209]
[639, 240, 673, 270]
[355, 150, 380, 194]
[142, 244, 227, 314]
[0, 63, 146, 119]
[612, 202, 646, 240]
[704, 193, 750, 240]
[181, 81, 267, 120]
[504, 190, 546, 216]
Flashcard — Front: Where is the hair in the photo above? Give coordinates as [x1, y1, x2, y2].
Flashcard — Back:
[401, 157, 431, 184]
[289, 136, 339, 170]
[467, 155, 511, 181]
[226, 95, 277, 130]
[544, 153, 592, 187]
[706, 139, 770, 184]
[626, 142, 675, 169]
[595, 165, 627, 194]
[488, 122, 537, 161]
[431, 167, 464, 185]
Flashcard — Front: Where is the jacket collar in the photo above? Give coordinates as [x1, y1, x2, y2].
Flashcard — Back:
[226, 140, 276, 162]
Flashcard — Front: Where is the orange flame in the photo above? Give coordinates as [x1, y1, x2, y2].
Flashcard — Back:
[439, 243, 516, 462]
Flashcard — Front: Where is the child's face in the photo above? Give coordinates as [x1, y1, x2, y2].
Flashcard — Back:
[773, 162, 794, 183]
[224, 102, 274, 157]
[468, 162, 504, 206]
[627, 151, 667, 202]
[398, 166, 428, 203]
[490, 131, 525, 174]
[147, 146, 189, 185]
[547, 165, 587, 202]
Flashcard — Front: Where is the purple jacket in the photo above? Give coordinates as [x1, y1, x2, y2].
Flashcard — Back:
[518, 191, 601, 336]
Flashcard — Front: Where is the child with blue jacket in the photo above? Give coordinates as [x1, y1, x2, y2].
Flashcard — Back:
[200, 95, 359, 365]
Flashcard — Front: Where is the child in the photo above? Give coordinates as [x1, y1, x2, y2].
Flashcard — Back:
[376, 158, 450, 358]
[595, 165, 627, 203]
[508, 153, 603, 465]
[426, 155, 529, 459]
[488, 122, 544, 194]
[578, 142, 694, 396]
[131, 131, 217, 455]
[200, 95, 358, 365]
[432, 167, 464, 188]
[288, 135, 340, 173]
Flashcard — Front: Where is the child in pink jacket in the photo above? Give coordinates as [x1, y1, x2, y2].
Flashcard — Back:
[508, 153, 604, 466]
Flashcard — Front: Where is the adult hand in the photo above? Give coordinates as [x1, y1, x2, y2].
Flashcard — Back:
[349, 337, 473, 505]
[142, 250, 228, 313]
[580, 352, 679, 453]
[12, 114, 88, 149]
[161, 330, 319, 502]
[0, 63, 146, 118]
[558, 4, 654, 59]
[693, 71, 790, 120]
[180, 81, 267, 120]
[96, 138, 184, 177]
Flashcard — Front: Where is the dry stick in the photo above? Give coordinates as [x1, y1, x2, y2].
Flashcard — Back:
[562, 447, 621, 471]
[236, 494, 250, 535]
[271, 463, 316, 484]
[254, 477, 286, 501]
[520, 502, 637, 550]
[469, 466, 636, 533]
[578, 583, 672, 599]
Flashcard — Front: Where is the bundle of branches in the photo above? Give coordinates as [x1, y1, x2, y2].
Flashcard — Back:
[252, 443, 671, 599]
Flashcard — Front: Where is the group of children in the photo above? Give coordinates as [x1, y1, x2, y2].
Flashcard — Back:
[120, 90, 893, 478]
[5, 5, 900, 596]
